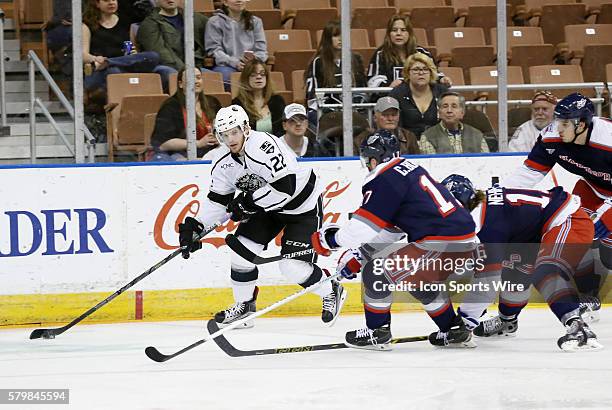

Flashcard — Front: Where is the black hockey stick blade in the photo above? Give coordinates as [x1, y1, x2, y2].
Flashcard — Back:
[225, 234, 315, 265]
[207, 319, 427, 357]
[145, 338, 208, 363]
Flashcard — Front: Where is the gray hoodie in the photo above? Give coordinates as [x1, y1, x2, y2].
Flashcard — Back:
[204, 10, 268, 68]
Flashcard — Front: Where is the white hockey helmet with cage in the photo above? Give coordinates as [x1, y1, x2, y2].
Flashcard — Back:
[214, 105, 251, 145]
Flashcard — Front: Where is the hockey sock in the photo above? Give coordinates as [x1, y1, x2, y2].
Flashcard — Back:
[364, 305, 391, 329]
[574, 249, 602, 296]
[424, 300, 457, 332]
[231, 268, 259, 302]
[298, 264, 332, 297]
[532, 263, 580, 323]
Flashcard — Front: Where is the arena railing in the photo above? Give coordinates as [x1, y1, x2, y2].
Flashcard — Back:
[0, 8, 7, 130]
[27, 50, 97, 164]
[315, 82, 606, 152]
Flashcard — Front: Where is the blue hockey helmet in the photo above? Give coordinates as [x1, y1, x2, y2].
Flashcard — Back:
[441, 174, 476, 209]
[359, 129, 400, 166]
[554, 92, 594, 127]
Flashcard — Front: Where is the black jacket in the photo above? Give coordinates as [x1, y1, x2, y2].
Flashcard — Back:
[389, 82, 449, 138]
[151, 94, 221, 157]
[231, 94, 286, 137]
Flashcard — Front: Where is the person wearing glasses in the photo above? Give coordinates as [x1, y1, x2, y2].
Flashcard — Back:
[231, 59, 286, 137]
[389, 52, 449, 139]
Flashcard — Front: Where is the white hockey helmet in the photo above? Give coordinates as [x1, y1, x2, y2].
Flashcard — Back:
[214, 105, 250, 145]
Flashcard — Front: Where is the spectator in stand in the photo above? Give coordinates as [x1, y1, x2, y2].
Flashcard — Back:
[305, 20, 367, 134]
[389, 52, 448, 139]
[44, 0, 73, 68]
[367, 15, 450, 88]
[231, 59, 286, 136]
[509, 90, 557, 152]
[420, 92, 489, 154]
[280, 104, 331, 157]
[148, 68, 221, 161]
[355, 96, 420, 154]
[82, 0, 175, 93]
[205, 0, 268, 90]
[137, 0, 208, 72]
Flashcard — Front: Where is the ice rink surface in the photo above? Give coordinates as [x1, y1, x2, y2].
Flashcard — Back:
[2, 308, 612, 410]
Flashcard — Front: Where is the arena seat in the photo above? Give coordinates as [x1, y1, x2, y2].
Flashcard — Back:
[105, 73, 169, 161]
[250, 9, 283, 30]
[434, 27, 495, 82]
[352, 8, 398, 46]
[292, 70, 307, 104]
[169, 72, 232, 106]
[289, 9, 338, 47]
[402, 7, 456, 45]
[598, 3, 612, 23]
[559, 24, 612, 63]
[580, 44, 612, 82]
[519, 1, 587, 46]
[528, 64, 592, 96]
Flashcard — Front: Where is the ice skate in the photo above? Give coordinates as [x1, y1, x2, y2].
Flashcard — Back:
[473, 315, 518, 338]
[429, 316, 477, 348]
[345, 323, 392, 350]
[557, 318, 603, 352]
[214, 287, 258, 329]
[579, 294, 601, 324]
[321, 280, 347, 327]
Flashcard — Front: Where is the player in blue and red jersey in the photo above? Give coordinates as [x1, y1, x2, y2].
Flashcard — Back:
[504, 92, 611, 319]
[311, 130, 478, 350]
[444, 174, 602, 351]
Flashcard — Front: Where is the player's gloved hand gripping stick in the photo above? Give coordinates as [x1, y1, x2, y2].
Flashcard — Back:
[29, 221, 225, 340]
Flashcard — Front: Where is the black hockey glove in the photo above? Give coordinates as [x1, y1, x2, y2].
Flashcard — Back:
[226, 192, 262, 222]
[178, 217, 205, 259]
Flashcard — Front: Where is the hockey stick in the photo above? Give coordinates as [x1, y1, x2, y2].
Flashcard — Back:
[144, 271, 342, 362]
[29, 221, 224, 340]
[225, 233, 315, 264]
[206, 319, 427, 357]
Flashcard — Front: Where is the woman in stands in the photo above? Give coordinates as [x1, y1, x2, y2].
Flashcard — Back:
[305, 20, 368, 141]
[82, 0, 174, 93]
[367, 15, 451, 88]
[148, 68, 221, 161]
[389, 52, 449, 138]
[205, 0, 268, 90]
[231, 59, 286, 137]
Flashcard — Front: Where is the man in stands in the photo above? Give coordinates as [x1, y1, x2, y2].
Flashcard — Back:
[419, 92, 489, 154]
[363, 96, 420, 155]
[509, 90, 557, 152]
[137, 0, 208, 72]
[280, 104, 331, 158]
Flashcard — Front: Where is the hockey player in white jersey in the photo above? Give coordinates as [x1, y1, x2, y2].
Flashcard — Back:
[178, 105, 346, 328]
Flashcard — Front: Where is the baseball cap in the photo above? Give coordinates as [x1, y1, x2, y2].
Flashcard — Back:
[283, 103, 307, 120]
[532, 90, 557, 105]
[375, 96, 399, 112]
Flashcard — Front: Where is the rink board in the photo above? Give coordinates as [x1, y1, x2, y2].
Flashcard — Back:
[0, 154, 581, 326]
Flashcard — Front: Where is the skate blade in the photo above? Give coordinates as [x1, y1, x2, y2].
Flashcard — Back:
[559, 338, 604, 352]
[580, 310, 600, 324]
[343, 342, 393, 351]
[217, 320, 254, 330]
[323, 288, 348, 328]
[475, 331, 517, 339]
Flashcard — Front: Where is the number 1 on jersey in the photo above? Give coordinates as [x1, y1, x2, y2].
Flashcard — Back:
[419, 175, 456, 216]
